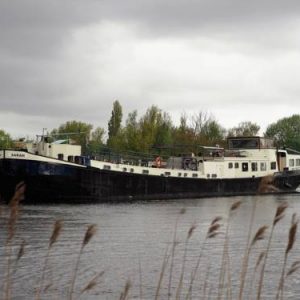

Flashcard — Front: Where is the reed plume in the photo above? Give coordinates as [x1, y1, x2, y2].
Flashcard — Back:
[119, 280, 131, 300]
[175, 223, 197, 300]
[80, 271, 104, 295]
[36, 220, 63, 300]
[5, 181, 25, 300]
[276, 214, 298, 300]
[286, 261, 300, 276]
[250, 226, 268, 248]
[256, 201, 288, 300]
[217, 200, 241, 300]
[238, 223, 268, 300]
[185, 216, 222, 300]
[69, 224, 97, 300]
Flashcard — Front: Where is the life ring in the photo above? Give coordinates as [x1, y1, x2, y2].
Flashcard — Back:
[155, 156, 162, 168]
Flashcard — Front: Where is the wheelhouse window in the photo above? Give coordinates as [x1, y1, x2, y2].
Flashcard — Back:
[242, 163, 248, 172]
[228, 162, 233, 169]
[270, 162, 277, 170]
[289, 159, 295, 167]
[251, 162, 258, 171]
[260, 162, 267, 171]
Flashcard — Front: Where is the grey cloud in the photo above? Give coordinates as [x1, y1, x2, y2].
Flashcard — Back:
[1, 0, 300, 135]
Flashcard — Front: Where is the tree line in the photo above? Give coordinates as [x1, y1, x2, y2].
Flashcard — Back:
[1, 101, 300, 154]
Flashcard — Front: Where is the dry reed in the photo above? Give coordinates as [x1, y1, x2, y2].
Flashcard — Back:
[175, 223, 197, 300]
[119, 280, 131, 300]
[4, 181, 25, 300]
[286, 260, 300, 276]
[217, 200, 241, 300]
[155, 245, 170, 300]
[256, 201, 288, 300]
[167, 208, 186, 300]
[80, 271, 105, 295]
[185, 216, 222, 300]
[36, 220, 63, 300]
[276, 214, 298, 300]
[69, 224, 97, 300]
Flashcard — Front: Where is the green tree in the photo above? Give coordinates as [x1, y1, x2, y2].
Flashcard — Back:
[107, 100, 123, 147]
[191, 112, 225, 146]
[0, 129, 13, 148]
[89, 127, 105, 154]
[265, 115, 300, 150]
[123, 110, 141, 152]
[138, 105, 173, 152]
[201, 119, 226, 144]
[51, 120, 93, 154]
[172, 113, 195, 154]
[228, 121, 260, 137]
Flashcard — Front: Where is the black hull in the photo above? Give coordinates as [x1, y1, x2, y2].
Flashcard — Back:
[1, 159, 300, 204]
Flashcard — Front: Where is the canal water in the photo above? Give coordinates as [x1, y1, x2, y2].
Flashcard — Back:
[1, 193, 300, 299]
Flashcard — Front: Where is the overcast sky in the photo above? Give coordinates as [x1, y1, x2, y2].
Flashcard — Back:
[1, 0, 300, 138]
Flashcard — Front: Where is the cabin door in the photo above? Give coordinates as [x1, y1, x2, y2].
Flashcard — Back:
[277, 152, 286, 171]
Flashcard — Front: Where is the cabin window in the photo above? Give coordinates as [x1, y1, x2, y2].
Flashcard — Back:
[57, 153, 64, 160]
[296, 159, 300, 166]
[270, 162, 277, 170]
[260, 162, 267, 171]
[207, 174, 210, 178]
[251, 162, 258, 172]
[123, 167, 127, 172]
[212, 174, 217, 178]
[192, 173, 198, 178]
[228, 162, 233, 169]
[234, 162, 239, 169]
[184, 173, 188, 177]
[165, 172, 171, 176]
[143, 170, 149, 174]
[104, 165, 111, 170]
[178, 172, 182, 177]
[74, 156, 81, 164]
[130, 168, 134, 173]
[242, 162, 248, 172]
[67, 155, 74, 162]
[289, 159, 295, 167]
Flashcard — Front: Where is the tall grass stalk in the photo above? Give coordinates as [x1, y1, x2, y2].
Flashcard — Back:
[249, 251, 266, 300]
[80, 271, 104, 295]
[138, 257, 143, 300]
[4, 182, 25, 300]
[35, 220, 63, 300]
[217, 200, 241, 300]
[238, 196, 258, 300]
[185, 216, 222, 300]
[167, 208, 186, 300]
[119, 279, 131, 300]
[175, 223, 196, 300]
[155, 245, 170, 300]
[276, 214, 298, 300]
[256, 201, 288, 300]
[69, 224, 97, 300]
